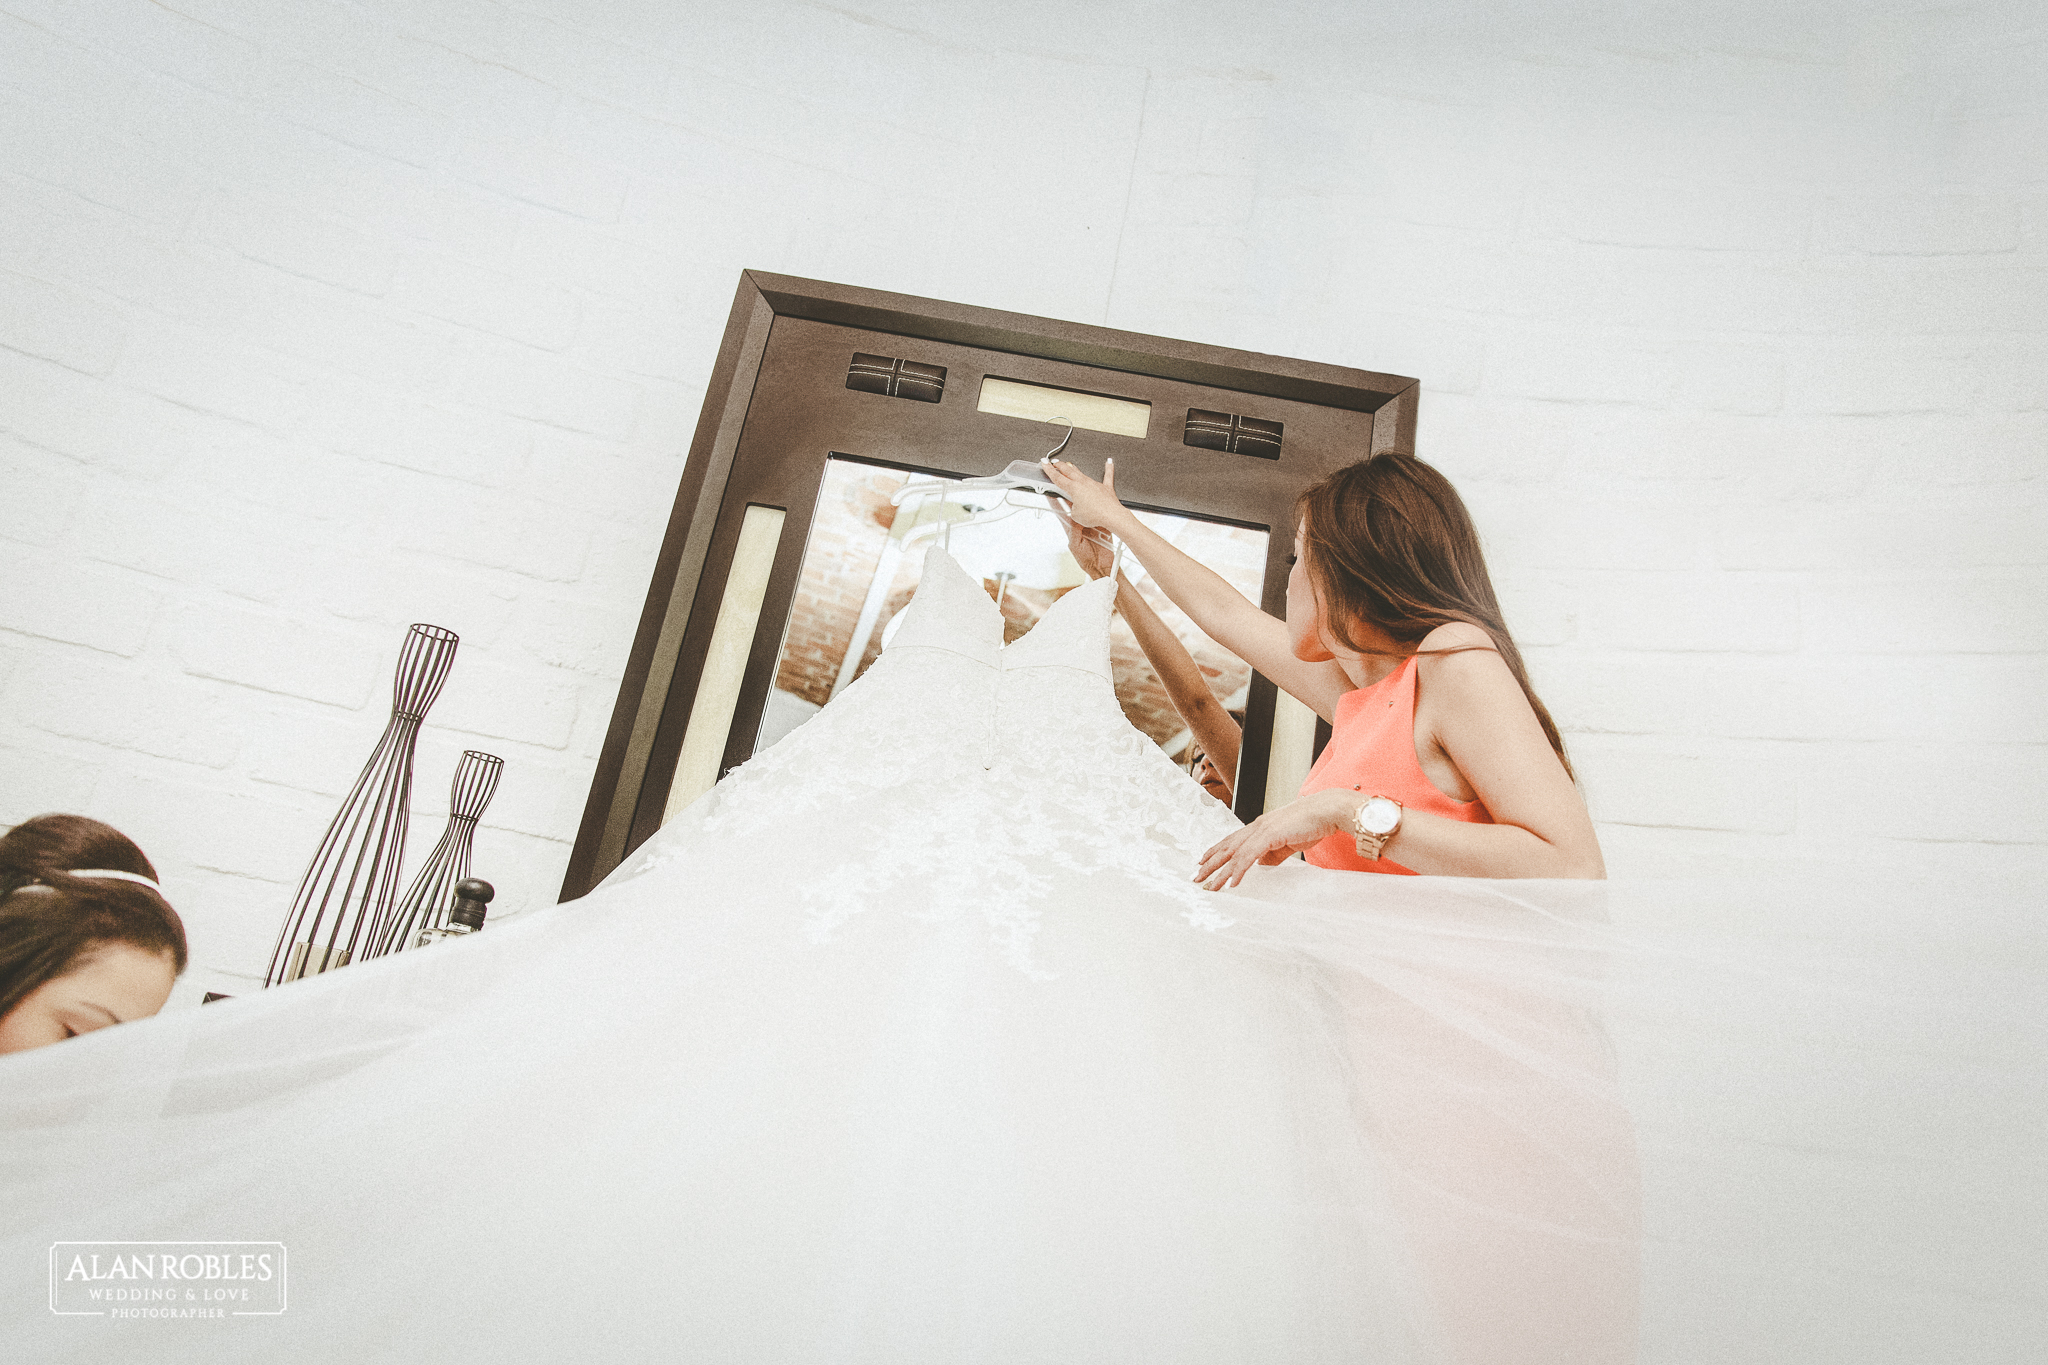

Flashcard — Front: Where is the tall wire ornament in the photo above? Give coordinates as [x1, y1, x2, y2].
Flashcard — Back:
[265, 623, 460, 986]
[377, 750, 504, 955]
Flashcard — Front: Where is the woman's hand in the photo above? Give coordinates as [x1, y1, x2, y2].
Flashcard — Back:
[1193, 789, 1354, 891]
[1047, 498, 1117, 580]
[1039, 456, 1132, 532]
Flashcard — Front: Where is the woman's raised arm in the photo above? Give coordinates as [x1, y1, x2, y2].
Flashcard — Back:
[1040, 457, 1354, 720]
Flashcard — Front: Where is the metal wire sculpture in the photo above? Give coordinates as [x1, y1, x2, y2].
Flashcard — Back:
[265, 623, 460, 986]
[377, 750, 504, 955]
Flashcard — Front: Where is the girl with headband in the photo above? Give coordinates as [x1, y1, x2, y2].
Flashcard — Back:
[0, 814, 188, 1055]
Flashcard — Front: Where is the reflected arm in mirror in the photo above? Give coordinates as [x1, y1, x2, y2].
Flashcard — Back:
[1041, 458, 1352, 719]
[1123, 584, 1240, 801]
[1052, 501, 1241, 799]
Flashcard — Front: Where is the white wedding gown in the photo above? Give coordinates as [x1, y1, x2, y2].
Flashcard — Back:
[2, 549, 2042, 1363]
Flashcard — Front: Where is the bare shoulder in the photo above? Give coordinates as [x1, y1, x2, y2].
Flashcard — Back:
[1414, 622, 1519, 700]
[1417, 620, 1494, 653]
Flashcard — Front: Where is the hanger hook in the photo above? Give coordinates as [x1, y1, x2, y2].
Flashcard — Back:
[1043, 416, 1075, 461]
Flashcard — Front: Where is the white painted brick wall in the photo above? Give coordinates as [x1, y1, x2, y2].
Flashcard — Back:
[0, 0, 2042, 1004]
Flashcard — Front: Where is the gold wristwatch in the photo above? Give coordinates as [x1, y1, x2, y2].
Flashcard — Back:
[1350, 794, 1404, 861]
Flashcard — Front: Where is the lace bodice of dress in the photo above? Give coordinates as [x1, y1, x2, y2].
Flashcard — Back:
[616, 548, 1241, 972]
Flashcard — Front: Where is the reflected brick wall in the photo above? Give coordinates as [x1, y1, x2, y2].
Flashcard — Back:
[773, 466, 901, 707]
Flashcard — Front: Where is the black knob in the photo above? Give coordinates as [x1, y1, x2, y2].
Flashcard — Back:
[449, 878, 495, 931]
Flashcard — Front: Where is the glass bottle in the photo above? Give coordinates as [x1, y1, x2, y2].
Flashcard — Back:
[411, 878, 494, 948]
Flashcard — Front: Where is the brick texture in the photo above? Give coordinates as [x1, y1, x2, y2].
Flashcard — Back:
[0, 1, 2040, 1007]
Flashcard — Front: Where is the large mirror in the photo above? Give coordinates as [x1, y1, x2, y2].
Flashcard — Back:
[760, 455, 1269, 786]
[561, 272, 1415, 900]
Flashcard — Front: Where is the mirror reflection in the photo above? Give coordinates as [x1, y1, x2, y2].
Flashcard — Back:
[761, 456, 1269, 788]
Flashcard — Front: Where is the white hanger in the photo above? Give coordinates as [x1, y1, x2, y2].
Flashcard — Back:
[888, 418, 1077, 508]
[889, 415, 1121, 586]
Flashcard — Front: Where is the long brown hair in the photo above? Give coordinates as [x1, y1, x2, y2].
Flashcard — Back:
[0, 814, 188, 1024]
[1297, 453, 1573, 779]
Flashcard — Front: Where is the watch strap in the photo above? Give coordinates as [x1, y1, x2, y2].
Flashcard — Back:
[1352, 826, 1393, 861]
[1350, 793, 1402, 861]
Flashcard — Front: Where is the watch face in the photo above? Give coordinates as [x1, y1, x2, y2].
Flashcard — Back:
[1360, 797, 1401, 834]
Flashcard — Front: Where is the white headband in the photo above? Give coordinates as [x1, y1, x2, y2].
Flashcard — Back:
[10, 868, 165, 895]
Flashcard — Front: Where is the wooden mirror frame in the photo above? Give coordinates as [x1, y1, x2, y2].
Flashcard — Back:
[561, 270, 1418, 901]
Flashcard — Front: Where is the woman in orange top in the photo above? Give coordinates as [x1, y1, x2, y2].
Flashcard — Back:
[1041, 450, 1602, 885]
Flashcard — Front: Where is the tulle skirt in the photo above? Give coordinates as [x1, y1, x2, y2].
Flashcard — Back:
[2, 844, 2042, 1363]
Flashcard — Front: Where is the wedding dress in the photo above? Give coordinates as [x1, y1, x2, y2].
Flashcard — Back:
[2, 549, 2042, 1364]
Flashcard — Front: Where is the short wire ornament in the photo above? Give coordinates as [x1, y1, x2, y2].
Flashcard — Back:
[377, 750, 504, 955]
[265, 623, 459, 986]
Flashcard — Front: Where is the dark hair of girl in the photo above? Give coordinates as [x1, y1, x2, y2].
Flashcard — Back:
[1296, 453, 1573, 780]
[0, 814, 188, 1024]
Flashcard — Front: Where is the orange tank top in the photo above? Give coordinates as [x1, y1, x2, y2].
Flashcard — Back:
[1299, 654, 1493, 875]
